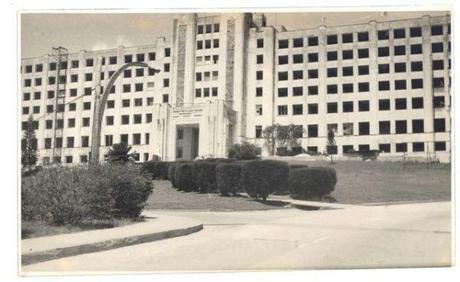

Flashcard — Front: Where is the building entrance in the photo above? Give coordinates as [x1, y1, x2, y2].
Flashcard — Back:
[176, 124, 200, 160]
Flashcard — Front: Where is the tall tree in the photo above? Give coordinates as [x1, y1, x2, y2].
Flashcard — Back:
[21, 115, 38, 172]
[262, 124, 278, 156]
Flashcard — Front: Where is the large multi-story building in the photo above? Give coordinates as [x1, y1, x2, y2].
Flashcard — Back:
[20, 12, 451, 164]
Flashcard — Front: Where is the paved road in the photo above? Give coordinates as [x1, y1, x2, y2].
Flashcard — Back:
[22, 202, 451, 273]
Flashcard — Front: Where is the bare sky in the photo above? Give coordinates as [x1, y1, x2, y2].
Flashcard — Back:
[21, 11, 449, 58]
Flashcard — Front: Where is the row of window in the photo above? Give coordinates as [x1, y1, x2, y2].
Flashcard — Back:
[270, 25, 450, 49]
[195, 87, 218, 98]
[22, 49, 171, 74]
[42, 151, 151, 164]
[196, 39, 219, 50]
[196, 55, 219, 65]
[255, 119, 447, 139]
[23, 67, 163, 87]
[40, 132, 151, 151]
[197, 23, 220, 34]
[281, 142, 448, 155]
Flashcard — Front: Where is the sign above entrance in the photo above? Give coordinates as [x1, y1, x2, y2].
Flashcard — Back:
[171, 107, 204, 119]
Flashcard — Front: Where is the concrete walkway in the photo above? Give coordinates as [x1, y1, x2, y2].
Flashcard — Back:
[21, 215, 203, 266]
[22, 201, 451, 273]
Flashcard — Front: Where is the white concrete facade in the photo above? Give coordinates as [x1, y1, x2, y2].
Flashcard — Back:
[20, 13, 451, 164]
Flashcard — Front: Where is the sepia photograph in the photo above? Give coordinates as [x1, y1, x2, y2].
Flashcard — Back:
[17, 3, 453, 277]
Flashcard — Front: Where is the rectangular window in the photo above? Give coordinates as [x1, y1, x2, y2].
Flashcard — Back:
[146, 113, 153, 123]
[433, 77, 444, 88]
[293, 70, 303, 80]
[257, 38, 264, 48]
[134, 114, 142, 124]
[358, 100, 370, 112]
[378, 30, 389, 40]
[412, 142, 425, 152]
[133, 134, 141, 145]
[278, 88, 288, 97]
[394, 28, 406, 39]
[327, 35, 338, 45]
[434, 142, 446, 151]
[308, 86, 318, 95]
[358, 32, 369, 42]
[378, 47, 390, 57]
[106, 116, 114, 126]
[257, 55, 264, 64]
[121, 115, 130, 125]
[411, 79, 424, 89]
[327, 51, 338, 61]
[293, 38, 303, 47]
[308, 53, 318, 62]
[379, 99, 390, 110]
[431, 25, 443, 35]
[342, 50, 353, 60]
[278, 55, 288, 65]
[396, 120, 407, 134]
[342, 83, 353, 93]
[164, 48, 171, 57]
[81, 136, 89, 147]
[342, 66, 353, 76]
[410, 27, 422, 37]
[134, 98, 142, 107]
[135, 83, 143, 92]
[379, 81, 390, 91]
[378, 64, 390, 74]
[83, 102, 91, 110]
[358, 82, 369, 92]
[105, 135, 113, 146]
[120, 134, 129, 144]
[379, 144, 391, 153]
[411, 61, 423, 71]
[342, 101, 354, 112]
[308, 69, 318, 78]
[434, 118, 446, 132]
[327, 84, 338, 94]
[123, 84, 131, 93]
[432, 60, 444, 70]
[327, 68, 338, 77]
[255, 126, 262, 138]
[85, 73, 92, 81]
[308, 125, 318, 137]
[358, 48, 369, 58]
[433, 96, 445, 108]
[292, 104, 303, 115]
[412, 97, 424, 109]
[395, 80, 407, 90]
[308, 36, 318, 46]
[395, 98, 407, 110]
[293, 87, 303, 96]
[394, 46, 406, 56]
[278, 39, 289, 49]
[342, 33, 353, 43]
[82, 117, 90, 127]
[327, 102, 338, 113]
[394, 62, 406, 72]
[293, 54, 303, 64]
[396, 143, 408, 152]
[358, 65, 369, 75]
[278, 72, 288, 81]
[256, 87, 263, 97]
[308, 104, 318, 114]
[212, 87, 218, 97]
[256, 71, 263, 80]
[412, 119, 424, 133]
[411, 44, 422, 54]
[359, 122, 370, 135]
[255, 104, 263, 116]
[278, 105, 288, 115]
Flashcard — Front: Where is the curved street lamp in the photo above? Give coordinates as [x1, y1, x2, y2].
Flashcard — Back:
[90, 62, 160, 164]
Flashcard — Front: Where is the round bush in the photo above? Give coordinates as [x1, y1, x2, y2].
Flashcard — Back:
[216, 162, 242, 196]
[175, 162, 197, 192]
[241, 160, 290, 201]
[288, 167, 336, 200]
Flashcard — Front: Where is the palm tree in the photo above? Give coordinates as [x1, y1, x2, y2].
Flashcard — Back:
[105, 143, 137, 163]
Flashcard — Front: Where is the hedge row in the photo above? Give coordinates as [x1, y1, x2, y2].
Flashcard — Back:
[143, 159, 337, 202]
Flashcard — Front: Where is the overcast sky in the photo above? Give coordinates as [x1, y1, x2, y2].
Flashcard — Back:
[21, 11, 449, 58]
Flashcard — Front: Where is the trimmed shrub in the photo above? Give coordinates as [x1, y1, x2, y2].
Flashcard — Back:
[289, 163, 309, 170]
[167, 162, 178, 187]
[197, 161, 219, 193]
[21, 163, 153, 225]
[241, 160, 290, 201]
[228, 142, 260, 160]
[288, 167, 336, 200]
[141, 161, 159, 179]
[159, 162, 169, 180]
[175, 162, 197, 192]
[216, 162, 242, 196]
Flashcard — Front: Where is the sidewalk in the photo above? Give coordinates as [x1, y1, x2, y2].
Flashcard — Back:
[21, 214, 203, 265]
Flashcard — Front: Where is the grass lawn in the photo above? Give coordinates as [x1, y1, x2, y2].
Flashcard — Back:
[21, 218, 139, 239]
[146, 180, 289, 211]
[287, 160, 451, 204]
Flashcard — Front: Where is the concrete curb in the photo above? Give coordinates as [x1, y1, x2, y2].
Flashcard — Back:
[22, 224, 203, 266]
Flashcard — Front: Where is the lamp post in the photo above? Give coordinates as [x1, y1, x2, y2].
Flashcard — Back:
[90, 60, 160, 164]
